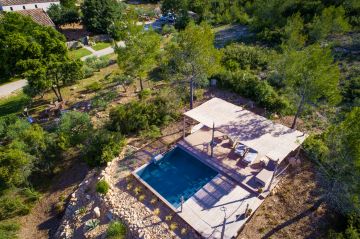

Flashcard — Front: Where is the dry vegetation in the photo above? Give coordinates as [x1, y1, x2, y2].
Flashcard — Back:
[238, 158, 337, 239]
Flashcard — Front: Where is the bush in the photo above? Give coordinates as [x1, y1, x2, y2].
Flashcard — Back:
[96, 180, 110, 195]
[0, 196, 30, 220]
[222, 43, 271, 71]
[303, 135, 329, 163]
[0, 220, 20, 239]
[83, 129, 125, 166]
[91, 91, 117, 111]
[107, 220, 126, 239]
[109, 95, 178, 134]
[83, 65, 95, 78]
[138, 88, 152, 100]
[57, 111, 92, 149]
[84, 56, 110, 71]
[215, 70, 290, 113]
[86, 82, 102, 92]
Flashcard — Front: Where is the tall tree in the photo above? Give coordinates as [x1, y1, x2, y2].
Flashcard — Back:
[116, 30, 161, 91]
[304, 107, 360, 217]
[81, 0, 125, 34]
[275, 44, 341, 129]
[166, 22, 221, 109]
[23, 57, 83, 101]
[0, 12, 67, 82]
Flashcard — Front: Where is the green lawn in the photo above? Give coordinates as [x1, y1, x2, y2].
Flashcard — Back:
[92, 42, 112, 51]
[68, 48, 92, 60]
[0, 92, 31, 117]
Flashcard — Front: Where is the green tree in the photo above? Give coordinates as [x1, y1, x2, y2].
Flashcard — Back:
[57, 111, 92, 149]
[275, 44, 341, 129]
[116, 30, 161, 91]
[309, 6, 351, 41]
[0, 12, 67, 82]
[81, 0, 125, 34]
[60, 0, 76, 8]
[83, 129, 125, 166]
[47, 4, 80, 25]
[304, 108, 360, 217]
[0, 117, 48, 189]
[282, 13, 307, 50]
[24, 59, 83, 101]
[165, 22, 221, 108]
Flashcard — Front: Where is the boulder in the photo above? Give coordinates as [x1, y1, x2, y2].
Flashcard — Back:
[93, 207, 101, 218]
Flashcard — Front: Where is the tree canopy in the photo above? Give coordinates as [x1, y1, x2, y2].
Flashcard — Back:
[275, 44, 341, 128]
[81, 0, 126, 34]
[116, 30, 161, 91]
[165, 22, 221, 108]
[0, 12, 67, 82]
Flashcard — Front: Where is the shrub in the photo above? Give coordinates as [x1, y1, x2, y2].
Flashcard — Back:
[84, 56, 110, 71]
[85, 219, 100, 231]
[86, 82, 102, 92]
[138, 88, 152, 100]
[0, 220, 20, 239]
[109, 95, 179, 135]
[83, 129, 125, 167]
[170, 222, 178, 231]
[107, 220, 127, 239]
[83, 65, 95, 78]
[96, 180, 110, 195]
[222, 43, 271, 71]
[0, 196, 30, 220]
[215, 70, 290, 114]
[91, 91, 118, 111]
[153, 208, 160, 215]
[57, 111, 92, 149]
[303, 135, 329, 163]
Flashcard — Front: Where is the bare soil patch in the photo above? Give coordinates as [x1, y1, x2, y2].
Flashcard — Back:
[18, 157, 89, 239]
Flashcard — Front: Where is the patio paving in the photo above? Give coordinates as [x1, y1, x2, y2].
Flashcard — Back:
[178, 174, 262, 239]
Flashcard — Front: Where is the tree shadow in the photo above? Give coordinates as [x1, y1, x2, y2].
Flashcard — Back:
[261, 198, 324, 239]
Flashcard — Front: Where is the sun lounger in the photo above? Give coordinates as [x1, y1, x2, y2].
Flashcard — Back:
[242, 149, 258, 165]
[234, 144, 247, 157]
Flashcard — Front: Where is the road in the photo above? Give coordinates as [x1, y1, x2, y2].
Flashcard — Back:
[0, 79, 27, 98]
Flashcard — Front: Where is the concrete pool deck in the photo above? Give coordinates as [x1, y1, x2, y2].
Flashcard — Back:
[178, 174, 262, 238]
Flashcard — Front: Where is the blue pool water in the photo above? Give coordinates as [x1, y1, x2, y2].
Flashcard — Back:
[136, 147, 218, 208]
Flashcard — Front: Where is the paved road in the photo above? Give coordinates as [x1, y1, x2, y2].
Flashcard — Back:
[0, 79, 27, 98]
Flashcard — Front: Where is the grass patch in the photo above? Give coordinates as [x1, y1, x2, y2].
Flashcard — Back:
[0, 220, 20, 239]
[68, 48, 92, 60]
[92, 42, 112, 51]
[107, 221, 126, 239]
[0, 92, 31, 117]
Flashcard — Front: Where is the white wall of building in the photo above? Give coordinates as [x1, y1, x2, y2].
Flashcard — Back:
[2, 1, 59, 11]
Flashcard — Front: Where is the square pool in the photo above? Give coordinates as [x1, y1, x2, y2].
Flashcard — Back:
[135, 146, 218, 208]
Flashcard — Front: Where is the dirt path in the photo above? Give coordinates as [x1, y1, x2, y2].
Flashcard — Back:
[18, 158, 89, 239]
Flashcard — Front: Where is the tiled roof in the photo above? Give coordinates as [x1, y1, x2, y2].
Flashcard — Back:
[0, 0, 58, 6]
[17, 9, 55, 27]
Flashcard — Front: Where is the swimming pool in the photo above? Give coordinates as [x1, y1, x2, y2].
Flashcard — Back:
[135, 147, 218, 208]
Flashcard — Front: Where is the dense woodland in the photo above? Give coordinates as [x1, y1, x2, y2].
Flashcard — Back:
[0, 0, 359, 238]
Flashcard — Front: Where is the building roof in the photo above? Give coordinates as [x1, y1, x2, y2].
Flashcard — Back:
[17, 9, 55, 27]
[184, 97, 308, 162]
[0, 0, 58, 6]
